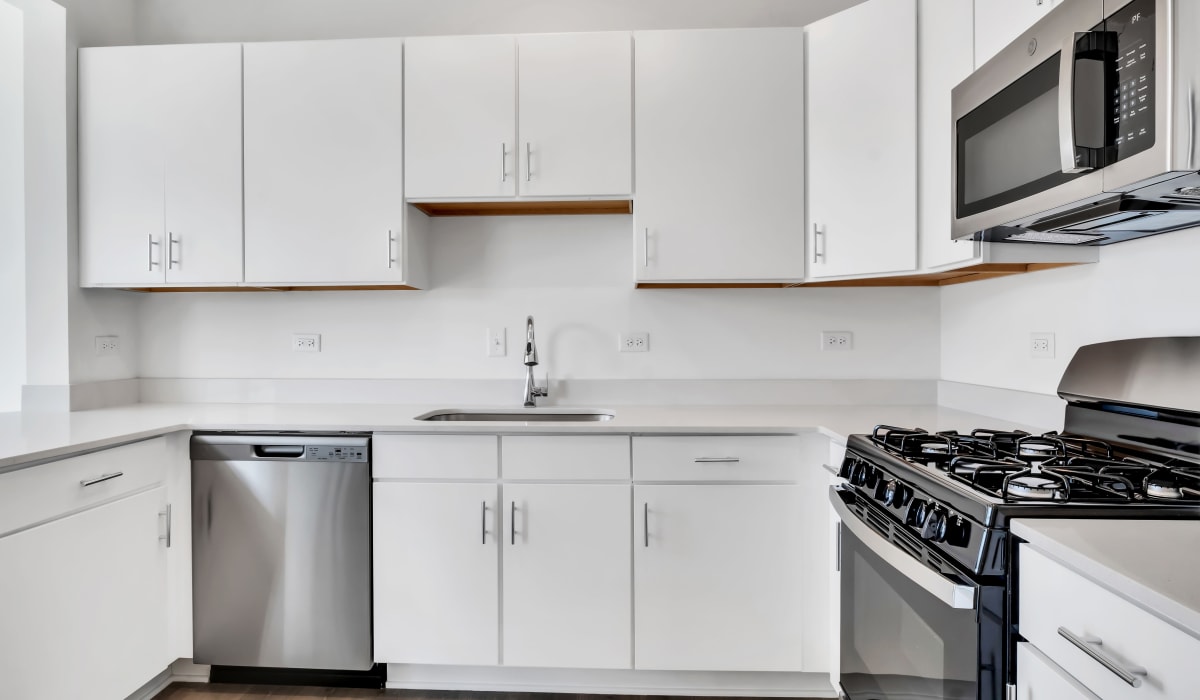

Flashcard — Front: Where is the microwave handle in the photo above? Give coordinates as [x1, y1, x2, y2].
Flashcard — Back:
[1058, 33, 1094, 174]
[830, 485, 978, 610]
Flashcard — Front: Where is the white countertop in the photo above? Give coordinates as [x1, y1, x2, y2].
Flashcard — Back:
[1013, 518, 1200, 640]
[0, 401, 1045, 471]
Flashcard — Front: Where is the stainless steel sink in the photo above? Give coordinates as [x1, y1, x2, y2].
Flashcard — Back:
[415, 408, 615, 422]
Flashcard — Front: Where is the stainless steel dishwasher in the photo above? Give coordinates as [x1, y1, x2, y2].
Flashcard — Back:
[191, 433, 372, 671]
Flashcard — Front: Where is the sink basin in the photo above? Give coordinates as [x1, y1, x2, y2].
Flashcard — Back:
[415, 408, 615, 422]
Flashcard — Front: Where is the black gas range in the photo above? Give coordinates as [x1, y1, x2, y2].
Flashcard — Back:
[832, 337, 1200, 700]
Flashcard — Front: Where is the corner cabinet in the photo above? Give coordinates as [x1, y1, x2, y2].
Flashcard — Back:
[80, 44, 243, 287]
[633, 29, 806, 284]
[806, 0, 918, 280]
[243, 39, 428, 288]
[0, 437, 177, 700]
[404, 33, 632, 200]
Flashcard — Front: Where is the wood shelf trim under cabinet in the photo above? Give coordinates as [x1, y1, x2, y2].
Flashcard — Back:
[410, 199, 633, 217]
[636, 262, 1084, 289]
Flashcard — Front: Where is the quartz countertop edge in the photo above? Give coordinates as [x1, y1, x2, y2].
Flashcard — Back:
[1012, 518, 1200, 641]
[0, 402, 1050, 473]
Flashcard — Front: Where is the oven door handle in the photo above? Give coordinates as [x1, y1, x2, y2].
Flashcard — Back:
[830, 487, 978, 610]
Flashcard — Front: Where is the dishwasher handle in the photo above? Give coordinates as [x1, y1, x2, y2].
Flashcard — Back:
[254, 445, 306, 458]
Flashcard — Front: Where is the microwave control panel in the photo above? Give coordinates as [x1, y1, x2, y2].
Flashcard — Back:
[1106, 0, 1156, 160]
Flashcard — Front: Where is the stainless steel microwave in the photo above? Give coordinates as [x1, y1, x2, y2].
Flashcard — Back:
[952, 0, 1200, 245]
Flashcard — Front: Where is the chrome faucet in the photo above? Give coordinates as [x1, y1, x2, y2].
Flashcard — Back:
[522, 315, 548, 407]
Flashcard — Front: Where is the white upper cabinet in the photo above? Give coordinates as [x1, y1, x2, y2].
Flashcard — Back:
[244, 38, 426, 287]
[974, 0, 1058, 68]
[919, 0, 981, 270]
[634, 29, 806, 283]
[405, 35, 517, 200]
[807, 0, 918, 280]
[517, 33, 632, 197]
[80, 43, 243, 287]
[405, 33, 632, 200]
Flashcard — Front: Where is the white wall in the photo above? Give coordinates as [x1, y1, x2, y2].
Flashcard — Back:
[134, 0, 865, 44]
[140, 216, 941, 382]
[941, 229, 1200, 395]
[0, 0, 25, 411]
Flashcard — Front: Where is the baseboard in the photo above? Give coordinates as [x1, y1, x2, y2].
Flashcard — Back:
[384, 665, 838, 697]
[125, 668, 173, 700]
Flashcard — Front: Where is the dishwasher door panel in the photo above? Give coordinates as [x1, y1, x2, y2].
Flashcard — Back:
[192, 457, 371, 670]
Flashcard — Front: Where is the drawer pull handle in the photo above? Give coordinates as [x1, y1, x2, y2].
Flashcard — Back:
[159, 503, 172, 548]
[1057, 626, 1147, 687]
[80, 472, 123, 487]
[694, 457, 740, 463]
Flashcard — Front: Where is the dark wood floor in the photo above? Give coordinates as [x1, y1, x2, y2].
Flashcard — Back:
[154, 684, 824, 700]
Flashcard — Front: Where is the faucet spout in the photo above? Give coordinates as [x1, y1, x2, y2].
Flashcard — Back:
[522, 316, 548, 407]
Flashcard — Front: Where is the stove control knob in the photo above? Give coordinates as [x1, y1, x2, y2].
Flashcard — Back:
[851, 462, 874, 487]
[921, 506, 948, 542]
[882, 480, 907, 507]
[906, 499, 928, 527]
[837, 457, 857, 480]
[943, 515, 971, 547]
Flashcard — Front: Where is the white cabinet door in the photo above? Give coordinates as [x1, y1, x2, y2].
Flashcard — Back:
[502, 484, 631, 669]
[0, 487, 169, 700]
[517, 32, 631, 197]
[634, 484, 805, 671]
[1016, 643, 1101, 700]
[373, 483, 499, 666]
[244, 39, 412, 285]
[80, 44, 242, 287]
[807, 0, 918, 279]
[919, 0, 981, 270]
[975, 0, 1058, 68]
[405, 35, 517, 199]
[634, 29, 805, 283]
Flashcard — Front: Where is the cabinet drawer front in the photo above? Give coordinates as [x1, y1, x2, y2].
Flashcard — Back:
[0, 437, 167, 537]
[502, 436, 630, 480]
[633, 436, 800, 481]
[1019, 545, 1200, 700]
[373, 434, 498, 479]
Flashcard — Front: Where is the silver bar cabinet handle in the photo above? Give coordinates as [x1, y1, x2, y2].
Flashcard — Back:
[167, 233, 179, 270]
[481, 501, 487, 544]
[695, 457, 740, 463]
[159, 503, 173, 548]
[643, 503, 649, 547]
[1057, 627, 1147, 687]
[387, 229, 395, 269]
[147, 235, 159, 271]
[500, 142, 508, 182]
[525, 142, 532, 182]
[80, 471, 123, 487]
[510, 501, 517, 545]
[642, 228, 650, 268]
[813, 223, 824, 263]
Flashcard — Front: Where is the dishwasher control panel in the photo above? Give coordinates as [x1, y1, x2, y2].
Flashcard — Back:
[306, 445, 368, 462]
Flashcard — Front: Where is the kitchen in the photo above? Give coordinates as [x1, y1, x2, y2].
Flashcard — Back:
[2, 0, 1200, 699]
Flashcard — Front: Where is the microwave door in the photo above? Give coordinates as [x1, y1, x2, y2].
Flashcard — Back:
[952, 0, 1106, 240]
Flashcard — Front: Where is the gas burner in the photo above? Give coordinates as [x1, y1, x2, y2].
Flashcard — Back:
[947, 456, 1024, 478]
[1005, 474, 1068, 501]
[1146, 479, 1185, 500]
[921, 442, 952, 455]
[1018, 442, 1061, 458]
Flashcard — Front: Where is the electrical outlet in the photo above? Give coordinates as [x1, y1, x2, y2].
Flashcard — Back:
[619, 332, 650, 352]
[293, 333, 321, 352]
[94, 335, 119, 356]
[820, 331, 853, 351]
[1031, 332, 1055, 358]
[487, 328, 507, 357]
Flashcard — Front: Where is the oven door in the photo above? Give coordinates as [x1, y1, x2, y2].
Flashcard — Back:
[952, 0, 1109, 241]
[832, 487, 1004, 700]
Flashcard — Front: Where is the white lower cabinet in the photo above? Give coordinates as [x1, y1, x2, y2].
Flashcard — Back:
[1017, 642, 1099, 700]
[0, 486, 170, 700]
[502, 484, 631, 668]
[634, 483, 805, 671]
[373, 482, 500, 665]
